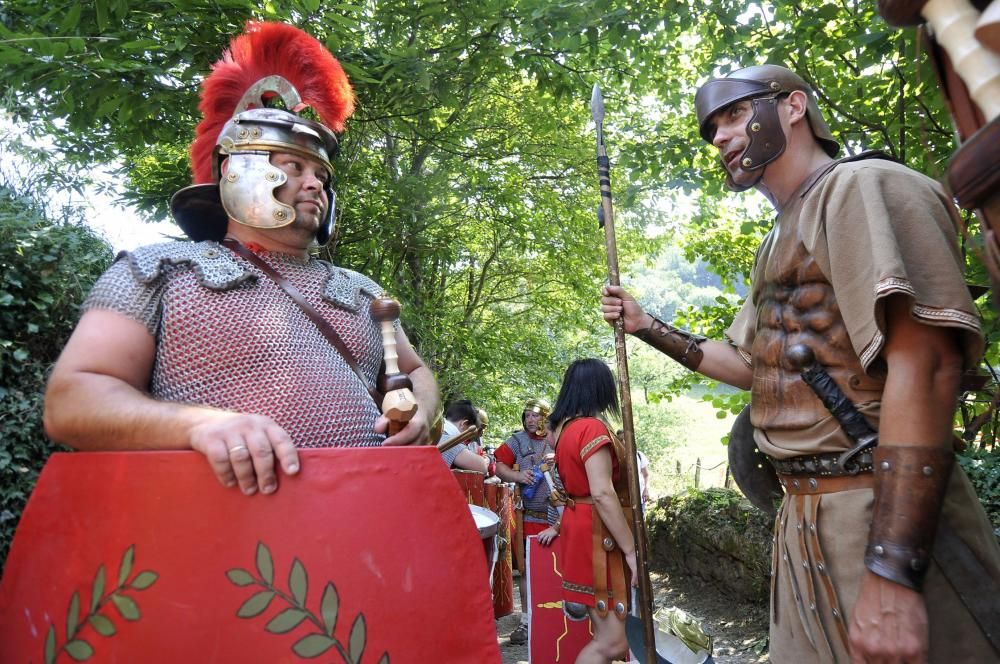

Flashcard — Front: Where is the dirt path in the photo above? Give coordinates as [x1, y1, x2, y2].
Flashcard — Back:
[648, 571, 769, 664]
[498, 570, 768, 663]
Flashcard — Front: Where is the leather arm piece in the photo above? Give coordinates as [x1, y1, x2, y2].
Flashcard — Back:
[633, 317, 706, 370]
[864, 444, 954, 591]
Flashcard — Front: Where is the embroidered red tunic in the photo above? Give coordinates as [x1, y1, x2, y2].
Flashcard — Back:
[555, 417, 621, 607]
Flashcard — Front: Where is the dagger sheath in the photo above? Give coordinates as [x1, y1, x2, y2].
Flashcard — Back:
[786, 344, 878, 471]
[799, 363, 878, 444]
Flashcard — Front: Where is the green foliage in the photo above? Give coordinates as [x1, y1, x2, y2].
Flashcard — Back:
[0, 186, 113, 568]
[957, 449, 1000, 536]
[646, 487, 772, 603]
[0, 0, 984, 437]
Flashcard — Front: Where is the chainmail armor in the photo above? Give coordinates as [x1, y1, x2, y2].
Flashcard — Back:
[82, 241, 391, 448]
[503, 430, 558, 525]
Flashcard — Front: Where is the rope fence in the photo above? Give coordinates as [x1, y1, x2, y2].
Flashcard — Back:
[648, 456, 733, 498]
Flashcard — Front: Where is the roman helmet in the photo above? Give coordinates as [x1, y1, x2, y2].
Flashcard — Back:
[694, 64, 838, 191]
[170, 22, 355, 245]
[521, 398, 551, 435]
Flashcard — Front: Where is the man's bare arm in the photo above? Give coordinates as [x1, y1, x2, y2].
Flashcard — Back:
[601, 285, 753, 389]
[495, 460, 534, 485]
[44, 309, 300, 495]
[453, 449, 488, 473]
[848, 295, 963, 663]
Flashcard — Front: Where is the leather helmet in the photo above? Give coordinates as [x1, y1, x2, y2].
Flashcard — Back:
[695, 65, 838, 190]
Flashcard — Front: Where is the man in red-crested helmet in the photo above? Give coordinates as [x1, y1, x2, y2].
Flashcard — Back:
[603, 64, 1000, 662]
[44, 23, 439, 497]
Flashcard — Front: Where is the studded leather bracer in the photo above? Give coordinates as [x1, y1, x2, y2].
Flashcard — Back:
[864, 445, 954, 591]
[634, 317, 706, 370]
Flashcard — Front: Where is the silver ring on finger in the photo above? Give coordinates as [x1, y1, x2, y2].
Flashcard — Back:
[228, 444, 248, 455]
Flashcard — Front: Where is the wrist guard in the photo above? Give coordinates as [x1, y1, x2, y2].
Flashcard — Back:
[634, 317, 706, 370]
[864, 444, 953, 591]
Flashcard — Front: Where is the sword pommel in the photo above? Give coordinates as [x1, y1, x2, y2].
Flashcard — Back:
[786, 343, 816, 371]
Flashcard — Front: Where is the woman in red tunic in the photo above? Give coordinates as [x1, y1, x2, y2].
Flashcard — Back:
[552, 359, 637, 663]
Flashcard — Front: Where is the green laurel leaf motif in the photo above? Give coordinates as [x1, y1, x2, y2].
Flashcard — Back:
[379, 652, 390, 664]
[292, 633, 336, 658]
[256, 542, 274, 585]
[130, 571, 158, 590]
[44, 625, 56, 664]
[320, 582, 339, 637]
[110, 593, 141, 621]
[236, 590, 276, 618]
[289, 558, 307, 606]
[117, 545, 135, 587]
[67, 591, 81, 640]
[348, 613, 367, 664]
[64, 639, 95, 661]
[226, 568, 256, 587]
[89, 614, 116, 637]
[90, 565, 105, 613]
[265, 608, 308, 634]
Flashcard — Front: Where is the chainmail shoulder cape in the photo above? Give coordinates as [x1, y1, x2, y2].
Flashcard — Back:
[82, 240, 391, 448]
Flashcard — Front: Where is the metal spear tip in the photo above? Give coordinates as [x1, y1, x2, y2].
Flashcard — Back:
[591, 83, 605, 125]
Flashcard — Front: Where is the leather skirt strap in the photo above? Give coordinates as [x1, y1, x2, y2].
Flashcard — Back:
[779, 473, 875, 495]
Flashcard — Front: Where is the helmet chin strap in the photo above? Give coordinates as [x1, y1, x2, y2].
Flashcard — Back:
[724, 159, 767, 192]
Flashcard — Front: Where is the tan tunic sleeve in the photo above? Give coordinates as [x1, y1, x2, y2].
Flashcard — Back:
[724, 295, 756, 368]
[801, 159, 983, 372]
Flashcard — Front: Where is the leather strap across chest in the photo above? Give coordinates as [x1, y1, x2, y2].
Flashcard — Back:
[222, 238, 383, 405]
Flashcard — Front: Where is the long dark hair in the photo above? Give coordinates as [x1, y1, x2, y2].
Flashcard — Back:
[549, 359, 620, 427]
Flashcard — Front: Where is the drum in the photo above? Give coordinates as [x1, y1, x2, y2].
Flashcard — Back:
[452, 469, 486, 507]
[485, 479, 515, 618]
[469, 505, 500, 583]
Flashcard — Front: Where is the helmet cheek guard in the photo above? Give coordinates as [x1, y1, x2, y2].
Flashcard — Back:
[709, 93, 789, 192]
[741, 95, 787, 172]
[219, 152, 294, 230]
[315, 187, 336, 246]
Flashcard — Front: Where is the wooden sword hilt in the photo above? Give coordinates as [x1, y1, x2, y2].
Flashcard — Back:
[370, 297, 417, 436]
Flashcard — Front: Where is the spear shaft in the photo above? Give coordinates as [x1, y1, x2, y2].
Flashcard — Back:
[592, 83, 657, 663]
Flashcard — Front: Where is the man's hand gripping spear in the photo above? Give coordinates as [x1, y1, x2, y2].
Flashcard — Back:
[592, 84, 659, 664]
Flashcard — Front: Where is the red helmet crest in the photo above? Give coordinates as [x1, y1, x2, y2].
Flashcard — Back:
[190, 21, 355, 184]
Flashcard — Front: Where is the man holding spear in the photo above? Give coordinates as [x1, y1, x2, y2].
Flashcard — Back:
[602, 65, 1000, 663]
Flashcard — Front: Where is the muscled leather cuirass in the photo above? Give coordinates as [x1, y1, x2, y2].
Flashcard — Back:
[750, 228, 884, 432]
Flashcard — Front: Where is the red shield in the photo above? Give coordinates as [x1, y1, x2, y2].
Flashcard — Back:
[0, 448, 500, 664]
[527, 536, 593, 663]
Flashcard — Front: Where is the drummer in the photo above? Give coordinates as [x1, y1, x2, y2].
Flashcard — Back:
[439, 400, 490, 474]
